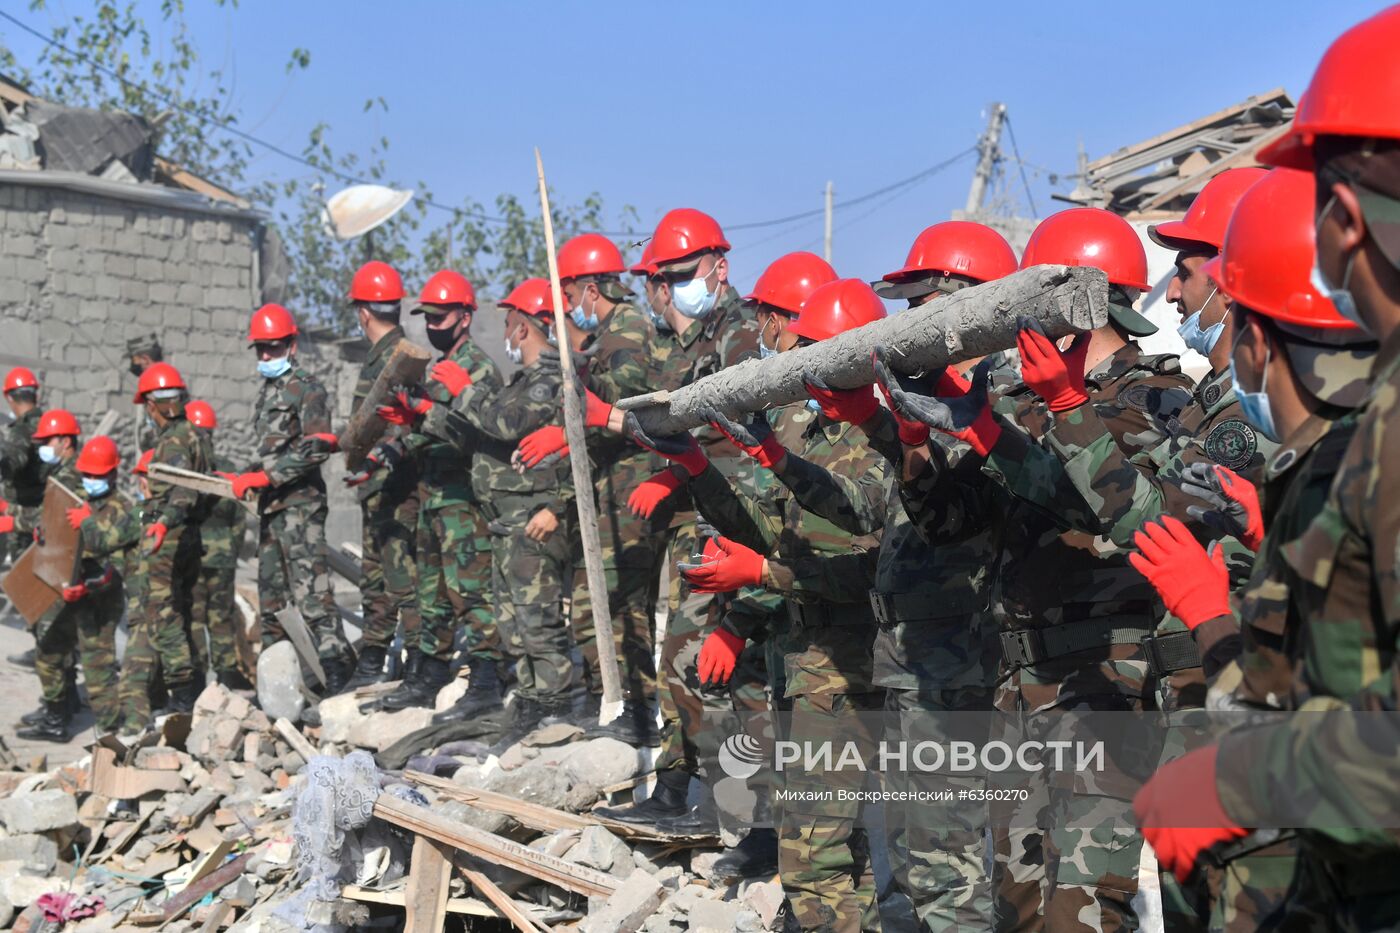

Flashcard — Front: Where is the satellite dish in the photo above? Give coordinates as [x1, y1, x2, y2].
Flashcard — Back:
[321, 185, 415, 240]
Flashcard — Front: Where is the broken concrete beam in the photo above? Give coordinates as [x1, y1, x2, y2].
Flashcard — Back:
[618, 265, 1109, 435]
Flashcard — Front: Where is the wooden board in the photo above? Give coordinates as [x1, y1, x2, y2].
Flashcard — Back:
[339, 339, 431, 468]
[458, 860, 554, 933]
[33, 478, 83, 590]
[1, 546, 61, 625]
[148, 463, 257, 515]
[340, 885, 494, 919]
[404, 835, 453, 933]
[275, 606, 328, 687]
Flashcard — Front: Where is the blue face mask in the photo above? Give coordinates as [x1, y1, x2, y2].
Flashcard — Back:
[805, 398, 822, 413]
[1228, 331, 1278, 442]
[570, 292, 599, 331]
[1310, 193, 1369, 332]
[671, 265, 719, 320]
[1175, 288, 1226, 356]
[258, 356, 292, 380]
[38, 445, 58, 464]
[758, 315, 780, 361]
[82, 477, 111, 498]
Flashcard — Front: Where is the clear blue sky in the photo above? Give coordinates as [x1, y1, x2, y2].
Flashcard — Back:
[3, 0, 1390, 291]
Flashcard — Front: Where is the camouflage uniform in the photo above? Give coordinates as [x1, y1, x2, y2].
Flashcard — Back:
[773, 406, 1006, 931]
[190, 452, 243, 679]
[354, 327, 423, 651]
[568, 300, 673, 700]
[428, 348, 572, 699]
[31, 456, 85, 709]
[404, 338, 503, 667]
[0, 408, 44, 535]
[902, 341, 1193, 933]
[1214, 333, 1400, 931]
[57, 486, 142, 731]
[119, 415, 211, 725]
[248, 365, 345, 662]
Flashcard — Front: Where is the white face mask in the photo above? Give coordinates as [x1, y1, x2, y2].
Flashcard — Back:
[1175, 286, 1225, 356]
[671, 262, 720, 319]
[1311, 194, 1368, 332]
[504, 333, 524, 365]
[758, 315, 780, 360]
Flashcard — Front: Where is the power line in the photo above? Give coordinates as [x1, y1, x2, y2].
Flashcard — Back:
[1003, 115, 1039, 217]
[0, 8, 978, 240]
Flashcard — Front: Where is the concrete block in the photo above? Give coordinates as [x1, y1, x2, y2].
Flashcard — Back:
[45, 224, 78, 249]
[149, 282, 176, 304]
[166, 306, 193, 329]
[689, 899, 742, 933]
[135, 257, 162, 281]
[176, 282, 202, 305]
[0, 835, 57, 874]
[579, 870, 663, 933]
[0, 789, 78, 834]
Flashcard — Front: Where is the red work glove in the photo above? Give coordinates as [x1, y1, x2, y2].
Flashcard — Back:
[628, 468, 685, 519]
[66, 503, 92, 530]
[801, 370, 880, 425]
[697, 624, 746, 687]
[518, 425, 568, 468]
[1016, 316, 1091, 412]
[705, 408, 786, 469]
[232, 471, 271, 500]
[377, 386, 434, 425]
[1134, 745, 1249, 882]
[680, 536, 765, 594]
[0, 498, 8, 513]
[1180, 463, 1265, 552]
[0, 514, 14, 535]
[430, 360, 472, 397]
[302, 432, 340, 453]
[62, 582, 88, 603]
[584, 388, 614, 429]
[144, 522, 168, 554]
[1129, 516, 1230, 630]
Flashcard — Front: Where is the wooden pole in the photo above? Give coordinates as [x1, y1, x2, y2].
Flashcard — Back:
[824, 181, 834, 263]
[533, 148, 624, 724]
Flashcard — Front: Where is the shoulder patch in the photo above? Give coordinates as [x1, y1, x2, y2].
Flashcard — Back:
[1117, 384, 1155, 412]
[1203, 419, 1258, 470]
[1202, 382, 1223, 407]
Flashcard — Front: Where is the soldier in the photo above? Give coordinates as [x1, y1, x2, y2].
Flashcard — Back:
[342, 261, 421, 691]
[126, 335, 164, 452]
[637, 279, 890, 932]
[1, 367, 46, 669]
[186, 400, 248, 689]
[119, 362, 212, 725]
[881, 208, 1196, 931]
[224, 305, 351, 693]
[406, 278, 573, 736]
[374, 270, 502, 711]
[515, 233, 672, 743]
[15, 410, 84, 741]
[24, 436, 139, 738]
[1129, 167, 1376, 932]
[1137, 9, 1400, 927]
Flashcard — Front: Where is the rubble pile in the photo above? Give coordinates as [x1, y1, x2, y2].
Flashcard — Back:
[0, 681, 788, 932]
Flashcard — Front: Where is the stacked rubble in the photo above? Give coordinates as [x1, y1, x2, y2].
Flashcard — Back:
[0, 680, 789, 932]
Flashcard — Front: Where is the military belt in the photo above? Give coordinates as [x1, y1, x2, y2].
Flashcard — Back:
[999, 619, 1154, 669]
[1140, 631, 1202, 676]
[788, 599, 874, 629]
[868, 590, 974, 627]
[1201, 828, 1296, 868]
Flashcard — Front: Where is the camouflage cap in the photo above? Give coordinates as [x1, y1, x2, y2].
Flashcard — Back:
[1275, 319, 1378, 409]
[654, 248, 723, 279]
[1354, 182, 1400, 271]
[870, 273, 976, 301]
[1107, 293, 1158, 337]
[125, 333, 162, 356]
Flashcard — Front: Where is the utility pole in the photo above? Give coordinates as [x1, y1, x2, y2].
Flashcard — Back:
[823, 181, 834, 263]
[964, 102, 1007, 216]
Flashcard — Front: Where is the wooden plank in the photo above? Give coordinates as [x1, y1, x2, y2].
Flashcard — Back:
[371, 794, 619, 899]
[405, 770, 594, 833]
[158, 851, 252, 923]
[404, 835, 453, 933]
[1138, 123, 1293, 211]
[1, 546, 61, 625]
[339, 339, 431, 467]
[340, 885, 495, 918]
[148, 463, 257, 515]
[323, 543, 362, 585]
[459, 859, 553, 933]
[274, 717, 318, 762]
[33, 478, 83, 590]
[92, 411, 120, 437]
[195, 901, 233, 933]
[1086, 87, 1292, 171]
[275, 606, 327, 686]
[153, 156, 250, 208]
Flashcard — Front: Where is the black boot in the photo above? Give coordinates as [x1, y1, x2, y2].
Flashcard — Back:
[711, 828, 779, 883]
[18, 704, 48, 726]
[432, 659, 503, 723]
[585, 699, 660, 747]
[595, 768, 691, 824]
[340, 644, 387, 693]
[217, 668, 254, 691]
[167, 678, 201, 714]
[321, 656, 352, 697]
[6, 648, 35, 668]
[380, 654, 451, 711]
[16, 701, 71, 742]
[490, 696, 544, 752]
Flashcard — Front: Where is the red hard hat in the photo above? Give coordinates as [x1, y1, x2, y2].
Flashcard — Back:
[1204, 168, 1353, 329]
[33, 408, 79, 440]
[788, 279, 887, 343]
[558, 234, 626, 282]
[629, 241, 659, 277]
[4, 367, 38, 393]
[134, 448, 154, 475]
[133, 362, 187, 403]
[883, 221, 1019, 284]
[77, 436, 119, 474]
[1020, 208, 1150, 291]
[500, 278, 555, 318]
[649, 209, 731, 266]
[348, 261, 405, 303]
[1148, 168, 1268, 251]
[744, 252, 838, 315]
[248, 303, 298, 343]
[185, 400, 218, 429]
[1258, 7, 1400, 170]
[418, 270, 476, 309]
